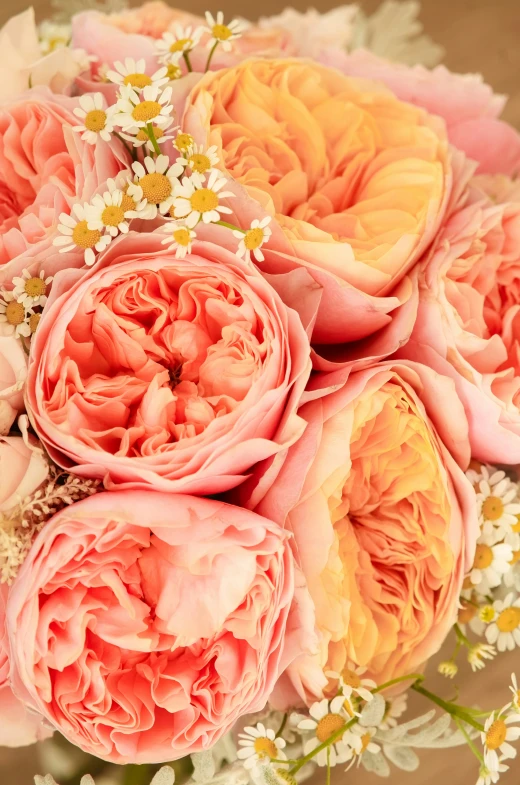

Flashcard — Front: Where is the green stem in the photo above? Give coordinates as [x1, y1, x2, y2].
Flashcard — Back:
[373, 673, 424, 694]
[276, 712, 288, 739]
[183, 50, 193, 72]
[412, 684, 485, 731]
[289, 718, 358, 775]
[454, 624, 472, 649]
[455, 717, 484, 764]
[205, 40, 219, 72]
[326, 748, 331, 785]
[216, 219, 244, 233]
[145, 123, 162, 157]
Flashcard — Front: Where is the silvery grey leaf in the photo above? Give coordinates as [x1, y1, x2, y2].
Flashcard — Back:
[383, 744, 420, 771]
[151, 767, 175, 785]
[362, 751, 391, 777]
[191, 751, 216, 783]
[360, 693, 386, 727]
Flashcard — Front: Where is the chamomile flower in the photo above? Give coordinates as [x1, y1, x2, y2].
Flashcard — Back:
[85, 190, 131, 237]
[120, 122, 176, 152]
[477, 472, 520, 539]
[173, 132, 195, 154]
[12, 269, 52, 309]
[205, 11, 246, 51]
[172, 171, 234, 228]
[161, 223, 196, 258]
[233, 217, 272, 263]
[469, 541, 514, 591]
[477, 761, 509, 785]
[0, 292, 32, 337]
[510, 674, 520, 711]
[482, 706, 520, 771]
[485, 594, 520, 652]
[344, 726, 381, 769]
[438, 660, 458, 679]
[163, 60, 183, 81]
[297, 696, 351, 767]
[72, 93, 114, 144]
[468, 643, 496, 672]
[106, 58, 169, 91]
[112, 84, 174, 131]
[155, 25, 204, 60]
[327, 662, 376, 703]
[128, 155, 183, 219]
[53, 203, 111, 266]
[380, 693, 408, 730]
[177, 143, 220, 175]
[38, 21, 71, 54]
[237, 723, 287, 770]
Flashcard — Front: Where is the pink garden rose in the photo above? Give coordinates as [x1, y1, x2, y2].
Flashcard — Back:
[396, 173, 520, 463]
[7, 491, 295, 762]
[26, 231, 311, 493]
[0, 330, 27, 434]
[0, 430, 48, 513]
[242, 361, 478, 704]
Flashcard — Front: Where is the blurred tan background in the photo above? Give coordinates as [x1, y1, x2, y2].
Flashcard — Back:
[0, 0, 519, 783]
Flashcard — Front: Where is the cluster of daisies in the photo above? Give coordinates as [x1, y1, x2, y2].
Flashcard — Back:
[0, 269, 53, 340]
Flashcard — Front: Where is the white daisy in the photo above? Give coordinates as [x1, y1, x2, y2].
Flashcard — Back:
[482, 706, 520, 771]
[476, 471, 520, 540]
[38, 20, 71, 54]
[327, 662, 376, 703]
[204, 11, 247, 51]
[172, 171, 234, 228]
[128, 155, 183, 220]
[468, 643, 496, 672]
[0, 292, 32, 338]
[233, 217, 272, 263]
[53, 203, 111, 266]
[297, 696, 351, 767]
[12, 269, 52, 309]
[177, 143, 220, 175]
[485, 593, 520, 652]
[236, 723, 287, 770]
[155, 25, 204, 60]
[106, 58, 169, 91]
[510, 674, 520, 712]
[173, 132, 195, 155]
[112, 84, 174, 132]
[344, 726, 381, 770]
[438, 660, 458, 679]
[72, 93, 114, 145]
[477, 761, 509, 785]
[120, 121, 176, 152]
[85, 190, 132, 237]
[504, 558, 520, 592]
[379, 693, 408, 730]
[469, 540, 514, 591]
[161, 223, 196, 258]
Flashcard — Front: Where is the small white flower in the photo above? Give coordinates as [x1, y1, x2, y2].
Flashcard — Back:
[205, 11, 247, 51]
[173, 132, 196, 155]
[485, 593, 520, 652]
[380, 693, 408, 730]
[161, 223, 196, 258]
[128, 155, 184, 220]
[476, 470, 520, 539]
[12, 269, 52, 309]
[112, 84, 174, 131]
[172, 170, 234, 228]
[482, 705, 520, 771]
[233, 217, 272, 263]
[297, 696, 351, 767]
[438, 660, 458, 679]
[85, 190, 131, 237]
[53, 203, 111, 266]
[0, 291, 32, 337]
[177, 143, 220, 175]
[477, 761, 509, 785]
[327, 662, 376, 703]
[468, 643, 497, 672]
[120, 121, 176, 152]
[38, 20, 71, 54]
[237, 723, 286, 770]
[155, 25, 204, 60]
[72, 93, 114, 144]
[106, 58, 169, 91]
[510, 674, 520, 712]
[470, 540, 514, 592]
[344, 725, 381, 770]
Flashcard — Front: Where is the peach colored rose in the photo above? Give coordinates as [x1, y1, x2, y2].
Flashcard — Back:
[0, 430, 49, 513]
[26, 231, 311, 493]
[0, 584, 51, 746]
[324, 49, 520, 177]
[396, 173, 520, 463]
[0, 87, 129, 281]
[0, 331, 27, 435]
[242, 361, 478, 704]
[7, 491, 295, 762]
[183, 59, 451, 367]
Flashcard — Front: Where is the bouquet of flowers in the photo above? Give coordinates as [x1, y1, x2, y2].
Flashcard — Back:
[1, 2, 520, 784]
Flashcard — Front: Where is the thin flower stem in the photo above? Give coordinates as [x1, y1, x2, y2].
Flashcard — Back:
[145, 124, 162, 157]
[205, 41, 219, 72]
[289, 718, 358, 775]
[276, 713, 288, 739]
[412, 684, 485, 731]
[454, 624, 473, 649]
[216, 219, 244, 233]
[326, 748, 331, 785]
[373, 673, 425, 694]
[455, 717, 484, 764]
[183, 50, 193, 72]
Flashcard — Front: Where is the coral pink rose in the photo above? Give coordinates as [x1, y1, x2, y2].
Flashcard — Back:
[396, 173, 520, 463]
[0, 87, 129, 281]
[183, 59, 451, 366]
[0, 331, 27, 434]
[0, 428, 49, 513]
[243, 361, 478, 703]
[0, 584, 51, 746]
[7, 491, 295, 762]
[26, 232, 311, 492]
[324, 50, 520, 177]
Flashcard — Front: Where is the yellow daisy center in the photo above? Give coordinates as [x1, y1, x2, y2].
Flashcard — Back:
[496, 607, 520, 633]
[123, 73, 152, 89]
[486, 719, 507, 751]
[29, 312, 41, 334]
[512, 515, 520, 534]
[170, 38, 192, 53]
[84, 109, 107, 133]
[139, 173, 172, 204]
[173, 228, 191, 247]
[341, 667, 361, 689]
[212, 23, 233, 41]
[359, 733, 372, 754]
[458, 599, 477, 625]
[473, 544, 494, 570]
[482, 496, 504, 521]
[316, 713, 345, 743]
[102, 205, 126, 228]
[121, 191, 137, 213]
[253, 737, 278, 759]
[511, 550, 520, 566]
[5, 301, 25, 326]
[275, 773, 296, 785]
[189, 153, 212, 174]
[175, 133, 194, 152]
[244, 227, 264, 251]
[190, 188, 219, 213]
[46, 36, 68, 52]
[479, 605, 496, 623]
[132, 101, 162, 123]
[24, 277, 46, 298]
[136, 126, 165, 143]
[166, 63, 182, 80]
[72, 221, 102, 250]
